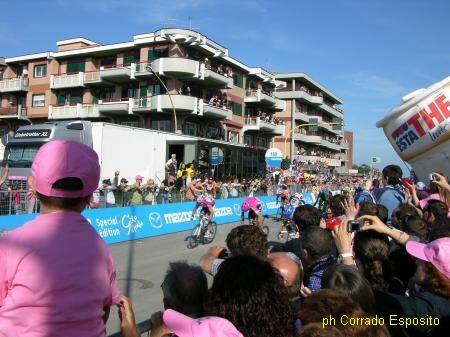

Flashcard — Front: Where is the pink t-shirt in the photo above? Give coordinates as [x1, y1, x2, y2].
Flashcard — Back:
[0, 211, 120, 337]
[419, 193, 441, 210]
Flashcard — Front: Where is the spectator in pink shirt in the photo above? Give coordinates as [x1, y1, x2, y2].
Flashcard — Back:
[0, 140, 120, 337]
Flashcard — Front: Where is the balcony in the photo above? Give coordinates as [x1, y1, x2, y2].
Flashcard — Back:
[133, 94, 200, 114]
[293, 155, 341, 167]
[0, 106, 26, 119]
[318, 102, 343, 119]
[99, 64, 135, 82]
[50, 73, 84, 89]
[49, 104, 101, 120]
[242, 117, 285, 136]
[200, 65, 233, 89]
[199, 100, 232, 119]
[274, 98, 286, 111]
[293, 133, 322, 144]
[294, 112, 309, 123]
[0, 76, 28, 93]
[320, 139, 342, 151]
[274, 90, 323, 105]
[244, 89, 277, 106]
[135, 58, 199, 79]
[97, 98, 133, 115]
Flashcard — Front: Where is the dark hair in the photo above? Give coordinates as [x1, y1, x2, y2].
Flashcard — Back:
[298, 290, 390, 337]
[392, 203, 420, 229]
[322, 264, 376, 315]
[424, 199, 448, 219]
[205, 255, 296, 337]
[372, 179, 380, 189]
[225, 225, 267, 259]
[293, 205, 321, 230]
[181, 170, 188, 176]
[357, 201, 378, 217]
[429, 217, 450, 241]
[329, 195, 345, 217]
[376, 204, 388, 224]
[420, 262, 450, 300]
[382, 165, 403, 186]
[35, 177, 87, 211]
[301, 227, 334, 260]
[299, 323, 343, 337]
[399, 215, 427, 240]
[161, 262, 207, 318]
[353, 231, 392, 292]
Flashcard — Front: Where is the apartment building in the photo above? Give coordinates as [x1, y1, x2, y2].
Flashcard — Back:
[0, 29, 286, 177]
[274, 72, 347, 172]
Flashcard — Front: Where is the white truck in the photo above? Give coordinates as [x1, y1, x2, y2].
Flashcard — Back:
[376, 76, 450, 181]
[3, 121, 192, 187]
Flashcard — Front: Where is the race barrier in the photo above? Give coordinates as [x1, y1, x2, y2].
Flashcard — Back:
[0, 196, 280, 244]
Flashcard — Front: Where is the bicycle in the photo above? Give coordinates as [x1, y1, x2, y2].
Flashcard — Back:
[277, 218, 299, 242]
[187, 210, 217, 249]
[250, 215, 269, 236]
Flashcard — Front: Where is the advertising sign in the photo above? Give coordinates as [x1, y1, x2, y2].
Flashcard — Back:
[0, 196, 278, 244]
[265, 147, 283, 168]
[210, 147, 224, 165]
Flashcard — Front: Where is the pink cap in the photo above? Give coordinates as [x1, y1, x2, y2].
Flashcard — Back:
[31, 140, 100, 198]
[406, 238, 450, 279]
[135, 175, 143, 181]
[163, 309, 243, 337]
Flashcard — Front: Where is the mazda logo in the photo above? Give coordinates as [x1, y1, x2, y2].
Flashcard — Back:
[148, 212, 163, 229]
[233, 204, 241, 216]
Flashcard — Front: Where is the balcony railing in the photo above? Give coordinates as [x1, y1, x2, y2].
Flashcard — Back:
[0, 106, 25, 117]
[97, 98, 133, 115]
[49, 104, 101, 119]
[245, 89, 277, 105]
[133, 95, 199, 114]
[0, 76, 28, 92]
[199, 100, 232, 119]
[50, 73, 84, 89]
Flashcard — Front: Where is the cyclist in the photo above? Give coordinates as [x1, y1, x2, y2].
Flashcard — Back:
[290, 192, 306, 207]
[191, 193, 215, 238]
[241, 196, 263, 228]
[277, 196, 299, 239]
[276, 182, 289, 205]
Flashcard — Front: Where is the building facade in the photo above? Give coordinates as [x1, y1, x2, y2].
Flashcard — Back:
[342, 130, 353, 170]
[273, 73, 347, 172]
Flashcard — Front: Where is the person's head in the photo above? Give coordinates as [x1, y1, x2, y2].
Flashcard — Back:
[29, 140, 100, 213]
[293, 205, 321, 230]
[135, 175, 143, 184]
[120, 178, 128, 186]
[382, 164, 402, 186]
[205, 255, 296, 337]
[161, 262, 208, 318]
[356, 201, 378, 218]
[322, 264, 376, 315]
[267, 252, 303, 298]
[391, 203, 420, 229]
[329, 195, 345, 217]
[171, 154, 177, 161]
[428, 217, 450, 241]
[423, 199, 448, 224]
[298, 290, 390, 337]
[406, 238, 450, 299]
[225, 225, 267, 259]
[372, 179, 380, 189]
[398, 215, 428, 240]
[181, 171, 188, 179]
[301, 227, 335, 264]
[180, 162, 186, 169]
[353, 231, 391, 292]
[102, 178, 111, 187]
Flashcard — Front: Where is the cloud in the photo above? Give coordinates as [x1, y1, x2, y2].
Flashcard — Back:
[336, 72, 406, 98]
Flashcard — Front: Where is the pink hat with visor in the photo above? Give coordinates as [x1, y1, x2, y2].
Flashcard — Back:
[31, 140, 100, 198]
[163, 309, 243, 337]
[406, 238, 450, 279]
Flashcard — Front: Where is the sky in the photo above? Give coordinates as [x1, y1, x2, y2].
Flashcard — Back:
[1, 0, 449, 170]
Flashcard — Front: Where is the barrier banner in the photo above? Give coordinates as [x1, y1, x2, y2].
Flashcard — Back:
[302, 192, 316, 205]
[0, 196, 278, 244]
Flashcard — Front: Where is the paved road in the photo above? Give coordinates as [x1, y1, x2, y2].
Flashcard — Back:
[105, 218, 282, 335]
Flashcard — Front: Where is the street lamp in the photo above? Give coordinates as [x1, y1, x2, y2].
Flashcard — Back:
[284, 121, 343, 157]
[146, 64, 179, 134]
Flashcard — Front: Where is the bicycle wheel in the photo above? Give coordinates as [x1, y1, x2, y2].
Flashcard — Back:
[203, 221, 217, 244]
[187, 224, 201, 249]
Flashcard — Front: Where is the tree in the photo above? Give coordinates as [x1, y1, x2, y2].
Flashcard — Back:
[353, 164, 372, 174]
[281, 157, 291, 170]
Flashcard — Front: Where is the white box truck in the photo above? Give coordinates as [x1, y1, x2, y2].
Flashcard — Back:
[376, 76, 450, 181]
[2, 121, 191, 187]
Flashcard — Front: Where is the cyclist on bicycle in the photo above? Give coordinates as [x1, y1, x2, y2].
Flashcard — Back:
[276, 183, 289, 205]
[290, 192, 306, 207]
[241, 196, 263, 228]
[191, 193, 215, 237]
[277, 195, 299, 240]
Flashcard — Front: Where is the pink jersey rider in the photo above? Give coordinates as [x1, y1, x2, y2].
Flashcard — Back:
[241, 196, 262, 222]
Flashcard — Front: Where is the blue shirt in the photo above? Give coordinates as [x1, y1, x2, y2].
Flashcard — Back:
[373, 186, 405, 223]
[305, 255, 336, 292]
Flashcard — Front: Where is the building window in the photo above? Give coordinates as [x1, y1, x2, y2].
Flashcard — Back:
[184, 122, 198, 136]
[151, 120, 171, 132]
[228, 131, 239, 144]
[67, 61, 85, 74]
[229, 101, 242, 116]
[148, 48, 169, 61]
[34, 64, 47, 78]
[233, 73, 244, 88]
[32, 94, 45, 107]
[244, 134, 253, 145]
[121, 121, 139, 128]
[123, 52, 139, 66]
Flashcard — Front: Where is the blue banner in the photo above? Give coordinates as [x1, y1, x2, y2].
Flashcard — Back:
[0, 196, 278, 244]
